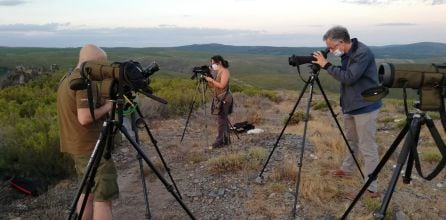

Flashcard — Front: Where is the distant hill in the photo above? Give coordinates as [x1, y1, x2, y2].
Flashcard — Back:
[1, 42, 445, 91]
[372, 42, 446, 59]
[176, 44, 325, 57]
[176, 42, 446, 60]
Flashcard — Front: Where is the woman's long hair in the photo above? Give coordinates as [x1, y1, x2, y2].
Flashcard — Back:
[211, 55, 229, 68]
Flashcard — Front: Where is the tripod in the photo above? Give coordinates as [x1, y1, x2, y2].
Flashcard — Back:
[68, 99, 196, 219]
[180, 77, 239, 145]
[257, 65, 364, 218]
[341, 90, 446, 219]
[122, 99, 184, 219]
[180, 78, 210, 146]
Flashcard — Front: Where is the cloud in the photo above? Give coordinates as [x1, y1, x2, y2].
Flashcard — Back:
[0, 23, 323, 47]
[1, 22, 445, 47]
[342, 0, 446, 5]
[0, 23, 69, 31]
[342, 0, 384, 4]
[0, 0, 26, 6]
[376, 22, 417, 26]
[429, 0, 446, 4]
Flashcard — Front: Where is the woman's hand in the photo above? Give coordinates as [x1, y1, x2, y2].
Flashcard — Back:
[203, 76, 213, 83]
[203, 76, 214, 87]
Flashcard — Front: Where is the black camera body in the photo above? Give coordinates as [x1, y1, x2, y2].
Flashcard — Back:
[191, 65, 213, 80]
[289, 48, 329, 67]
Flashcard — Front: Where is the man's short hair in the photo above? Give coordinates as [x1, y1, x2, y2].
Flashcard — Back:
[323, 26, 351, 43]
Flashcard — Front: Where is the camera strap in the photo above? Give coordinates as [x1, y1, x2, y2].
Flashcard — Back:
[215, 85, 230, 103]
[85, 80, 96, 121]
[116, 62, 126, 126]
[411, 117, 446, 180]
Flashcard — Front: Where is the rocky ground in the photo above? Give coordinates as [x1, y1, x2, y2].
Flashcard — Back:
[2, 92, 446, 220]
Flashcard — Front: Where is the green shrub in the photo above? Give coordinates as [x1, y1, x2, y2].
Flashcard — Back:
[422, 150, 442, 163]
[230, 83, 280, 102]
[285, 110, 312, 125]
[149, 78, 209, 117]
[311, 99, 337, 110]
[0, 72, 74, 182]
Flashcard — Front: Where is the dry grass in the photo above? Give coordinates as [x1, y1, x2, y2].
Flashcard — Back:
[207, 152, 246, 173]
[185, 150, 206, 164]
[378, 115, 396, 123]
[300, 172, 339, 206]
[244, 187, 289, 218]
[269, 182, 287, 193]
[311, 99, 337, 111]
[246, 147, 268, 169]
[207, 147, 268, 173]
[286, 110, 311, 125]
[362, 197, 392, 219]
[308, 120, 345, 166]
[271, 159, 297, 182]
[247, 110, 264, 124]
[420, 148, 442, 163]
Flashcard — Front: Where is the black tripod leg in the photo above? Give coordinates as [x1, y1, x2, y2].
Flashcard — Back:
[292, 77, 315, 218]
[402, 150, 415, 184]
[258, 78, 310, 178]
[316, 78, 365, 179]
[341, 121, 411, 220]
[201, 81, 209, 147]
[131, 112, 152, 220]
[119, 126, 196, 219]
[180, 82, 200, 143]
[374, 115, 422, 219]
[227, 118, 240, 140]
[137, 154, 152, 219]
[136, 107, 183, 199]
[68, 121, 111, 220]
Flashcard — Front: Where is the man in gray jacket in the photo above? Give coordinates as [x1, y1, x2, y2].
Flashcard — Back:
[312, 26, 381, 198]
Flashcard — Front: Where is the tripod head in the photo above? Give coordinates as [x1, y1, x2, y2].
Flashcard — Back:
[191, 65, 213, 81]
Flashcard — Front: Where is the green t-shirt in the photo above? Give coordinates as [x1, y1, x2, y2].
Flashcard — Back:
[56, 69, 104, 155]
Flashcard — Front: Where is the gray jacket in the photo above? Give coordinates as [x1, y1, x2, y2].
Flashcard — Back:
[326, 39, 380, 113]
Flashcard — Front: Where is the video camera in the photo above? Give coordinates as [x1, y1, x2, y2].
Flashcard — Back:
[363, 63, 446, 111]
[191, 65, 213, 80]
[288, 48, 329, 67]
[379, 63, 446, 111]
[69, 60, 166, 120]
[70, 60, 159, 96]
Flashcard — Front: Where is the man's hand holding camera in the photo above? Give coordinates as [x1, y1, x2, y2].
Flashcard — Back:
[312, 51, 329, 69]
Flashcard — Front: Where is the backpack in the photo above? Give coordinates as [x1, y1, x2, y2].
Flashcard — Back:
[231, 121, 255, 133]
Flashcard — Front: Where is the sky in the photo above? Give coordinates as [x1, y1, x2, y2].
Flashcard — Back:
[0, 0, 445, 47]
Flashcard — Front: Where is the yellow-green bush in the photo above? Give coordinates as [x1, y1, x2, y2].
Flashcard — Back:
[230, 83, 280, 102]
[148, 78, 210, 117]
